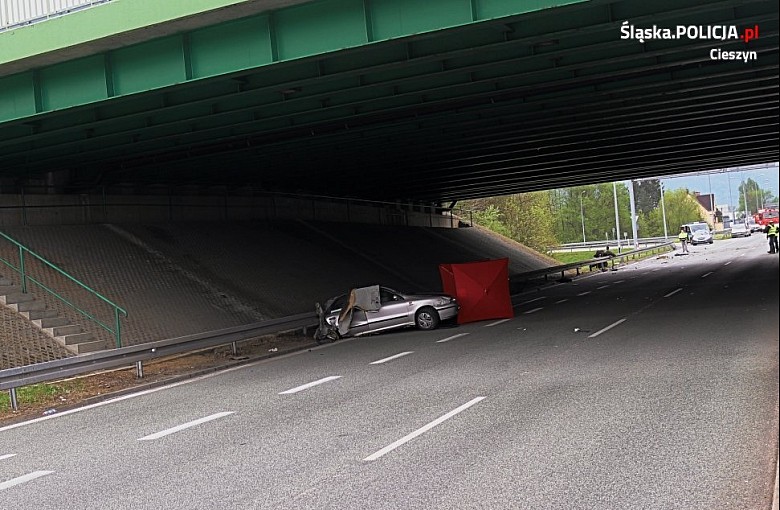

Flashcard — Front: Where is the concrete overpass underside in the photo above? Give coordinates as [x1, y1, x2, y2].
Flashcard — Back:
[0, 0, 777, 204]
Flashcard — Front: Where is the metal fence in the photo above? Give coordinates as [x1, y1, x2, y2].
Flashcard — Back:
[0, 0, 112, 31]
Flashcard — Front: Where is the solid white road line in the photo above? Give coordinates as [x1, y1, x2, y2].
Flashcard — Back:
[577, 291, 591, 296]
[701, 272, 713, 278]
[279, 376, 341, 395]
[588, 318, 627, 338]
[0, 454, 16, 461]
[138, 412, 234, 441]
[484, 318, 511, 327]
[664, 288, 683, 298]
[370, 352, 413, 365]
[555, 299, 569, 304]
[437, 333, 469, 343]
[363, 397, 486, 461]
[523, 307, 543, 314]
[0, 471, 53, 491]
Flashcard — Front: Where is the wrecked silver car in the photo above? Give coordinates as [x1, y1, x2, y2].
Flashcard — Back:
[314, 285, 458, 343]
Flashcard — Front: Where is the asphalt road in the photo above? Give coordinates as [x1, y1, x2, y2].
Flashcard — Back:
[1, 235, 778, 510]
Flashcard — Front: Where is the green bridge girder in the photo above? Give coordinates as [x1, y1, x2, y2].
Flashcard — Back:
[0, 0, 777, 203]
[0, 0, 584, 121]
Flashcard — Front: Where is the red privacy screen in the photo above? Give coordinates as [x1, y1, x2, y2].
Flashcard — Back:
[439, 258, 513, 324]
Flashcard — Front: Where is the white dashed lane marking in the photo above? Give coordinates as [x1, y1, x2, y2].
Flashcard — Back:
[0, 471, 53, 491]
[138, 412, 234, 440]
[588, 318, 627, 338]
[555, 299, 569, 304]
[0, 454, 17, 461]
[523, 307, 543, 314]
[514, 296, 546, 308]
[701, 272, 713, 278]
[577, 291, 591, 296]
[664, 288, 683, 298]
[363, 397, 486, 461]
[370, 352, 413, 365]
[279, 376, 341, 395]
[437, 333, 469, 343]
[484, 318, 511, 327]
[597, 285, 610, 290]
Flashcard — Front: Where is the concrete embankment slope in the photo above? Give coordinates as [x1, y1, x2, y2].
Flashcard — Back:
[0, 221, 554, 364]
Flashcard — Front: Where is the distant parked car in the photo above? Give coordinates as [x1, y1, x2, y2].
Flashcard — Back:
[748, 219, 763, 233]
[683, 222, 713, 245]
[316, 286, 459, 341]
[730, 222, 751, 238]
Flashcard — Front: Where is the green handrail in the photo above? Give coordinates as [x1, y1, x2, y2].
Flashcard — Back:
[0, 231, 128, 348]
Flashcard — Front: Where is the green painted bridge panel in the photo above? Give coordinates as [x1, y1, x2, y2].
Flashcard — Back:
[0, 0, 264, 64]
[476, 0, 584, 19]
[274, 0, 368, 61]
[0, 73, 36, 120]
[112, 37, 186, 96]
[39, 56, 107, 111]
[190, 17, 273, 79]
[0, 0, 591, 123]
[370, 0, 473, 40]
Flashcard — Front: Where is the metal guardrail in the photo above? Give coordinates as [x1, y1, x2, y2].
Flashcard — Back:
[549, 237, 670, 253]
[1, 311, 318, 410]
[1, 243, 675, 411]
[517, 241, 676, 283]
[0, 0, 113, 32]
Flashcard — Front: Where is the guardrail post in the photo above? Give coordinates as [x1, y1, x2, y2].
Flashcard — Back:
[135, 361, 144, 379]
[231, 342, 238, 356]
[9, 388, 18, 411]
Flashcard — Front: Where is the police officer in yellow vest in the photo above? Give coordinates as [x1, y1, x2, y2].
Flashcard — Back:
[765, 221, 779, 254]
[678, 226, 689, 254]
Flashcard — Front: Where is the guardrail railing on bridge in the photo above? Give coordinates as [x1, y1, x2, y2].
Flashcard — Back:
[1, 242, 675, 412]
[518, 241, 676, 285]
[0, 231, 128, 349]
[1, 311, 318, 411]
[0, 0, 112, 32]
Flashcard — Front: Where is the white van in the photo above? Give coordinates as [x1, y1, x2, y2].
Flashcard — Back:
[682, 222, 713, 245]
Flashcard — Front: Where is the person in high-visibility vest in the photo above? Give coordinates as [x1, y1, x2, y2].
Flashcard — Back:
[765, 221, 779, 254]
[678, 226, 689, 254]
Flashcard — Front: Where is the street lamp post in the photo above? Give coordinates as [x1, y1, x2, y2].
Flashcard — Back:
[660, 181, 668, 239]
[579, 191, 586, 244]
[627, 179, 639, 248]
[612, 181, 621, 250]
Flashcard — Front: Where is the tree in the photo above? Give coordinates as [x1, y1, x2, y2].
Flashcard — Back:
[464, 192, 557, 252]
[738, 178, 777, 215]
[638, 188, 703, 236]
[634, 179, 661, 214]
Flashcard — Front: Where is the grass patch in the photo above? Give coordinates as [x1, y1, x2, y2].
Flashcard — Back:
[550, 247, 673, 266]
[550, 251, 597, 264]
[0, 380, 85, 410]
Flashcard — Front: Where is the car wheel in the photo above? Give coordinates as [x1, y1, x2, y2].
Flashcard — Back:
[415, 307, 440, 330]
[708, 240, 713, 244]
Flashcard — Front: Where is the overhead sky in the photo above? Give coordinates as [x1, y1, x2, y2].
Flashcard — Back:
[660, 163, 779, 211]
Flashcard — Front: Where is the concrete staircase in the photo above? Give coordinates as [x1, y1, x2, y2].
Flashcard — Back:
[0, 276, 106, 354]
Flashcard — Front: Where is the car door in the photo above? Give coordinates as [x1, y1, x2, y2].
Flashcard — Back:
[367, 288, 412, 332]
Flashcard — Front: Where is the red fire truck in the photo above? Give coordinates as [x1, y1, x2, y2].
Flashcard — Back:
[753, 206, 779, 228]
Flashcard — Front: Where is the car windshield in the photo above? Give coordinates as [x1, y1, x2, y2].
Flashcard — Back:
[689, 224, 709, 232]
